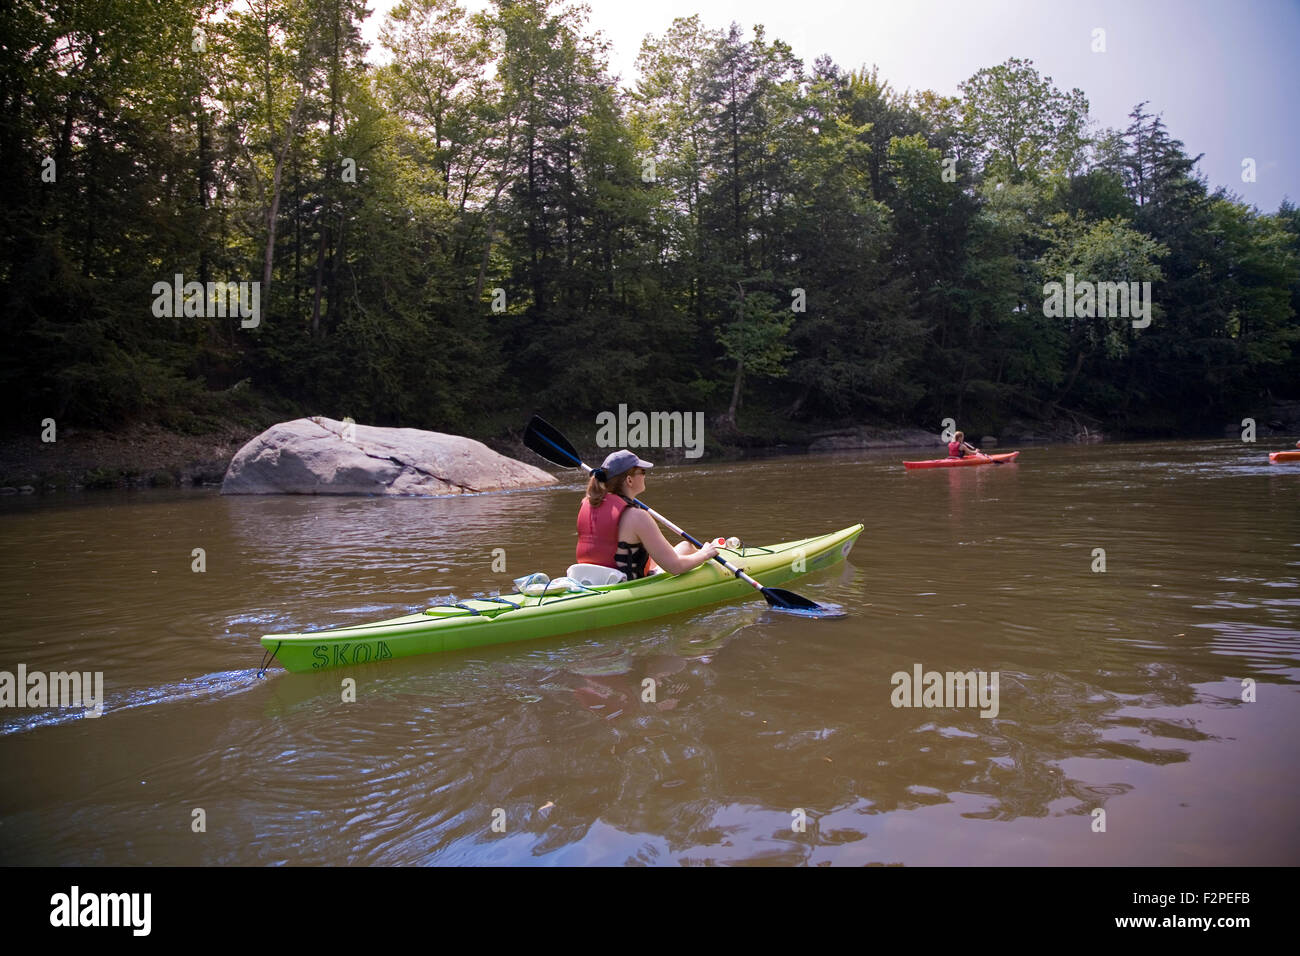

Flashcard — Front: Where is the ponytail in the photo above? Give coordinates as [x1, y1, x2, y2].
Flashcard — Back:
[585, 467, 630, 507]
[585, 469, 608, 507]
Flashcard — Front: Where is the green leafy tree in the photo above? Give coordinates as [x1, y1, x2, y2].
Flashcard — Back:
[1038, 214, 1167, 413]
[959, 58, 1089, 184]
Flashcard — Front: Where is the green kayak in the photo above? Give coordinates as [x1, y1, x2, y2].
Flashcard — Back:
[260, 523, 864, 673]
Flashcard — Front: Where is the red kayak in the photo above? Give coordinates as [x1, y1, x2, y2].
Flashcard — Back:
[1269, 450, 1300, 463]
[903, 451, 1020, 469]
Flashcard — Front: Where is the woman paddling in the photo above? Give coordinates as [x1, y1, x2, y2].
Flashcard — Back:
[576, 450, 718, 580]
[948, 430, 982, 459]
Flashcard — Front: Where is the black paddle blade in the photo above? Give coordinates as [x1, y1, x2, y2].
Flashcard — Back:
[524, 415, 583, 469]
[760, 587, 842, 617]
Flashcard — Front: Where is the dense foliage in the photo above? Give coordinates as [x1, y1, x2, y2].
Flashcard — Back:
[2, 0, 1296, 439]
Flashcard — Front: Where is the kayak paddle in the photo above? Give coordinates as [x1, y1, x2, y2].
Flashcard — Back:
[523, 415, 835, 616]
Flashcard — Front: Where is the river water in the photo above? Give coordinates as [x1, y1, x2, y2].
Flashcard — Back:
[1, 440, 1296, 865]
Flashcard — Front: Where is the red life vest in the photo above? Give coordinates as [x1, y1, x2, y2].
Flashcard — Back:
[576, 495, 628, 567]
[948, 440, 963, 457]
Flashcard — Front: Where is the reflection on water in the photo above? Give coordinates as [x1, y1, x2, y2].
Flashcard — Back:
[0, 440, 1297, 865]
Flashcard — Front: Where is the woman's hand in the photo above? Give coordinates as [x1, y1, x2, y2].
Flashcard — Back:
[694, 541, 720, 566]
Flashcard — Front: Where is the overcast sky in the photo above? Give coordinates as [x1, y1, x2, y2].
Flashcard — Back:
[360, 0, 1299, 212]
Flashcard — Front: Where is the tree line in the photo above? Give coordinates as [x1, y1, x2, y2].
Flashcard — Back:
[2, 0, 1296, 441]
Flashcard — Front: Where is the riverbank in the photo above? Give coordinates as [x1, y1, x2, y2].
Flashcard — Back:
[0, 417, 1054, 494]
[0, 422, 257, 493]
[12, 401, 1291, 496]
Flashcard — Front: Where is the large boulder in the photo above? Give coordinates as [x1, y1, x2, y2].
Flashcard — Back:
[221, 417, 556, 496]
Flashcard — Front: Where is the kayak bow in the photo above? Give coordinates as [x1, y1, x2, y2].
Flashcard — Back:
[260, 524, 864, 673]
[1269, 450, 1300, 463]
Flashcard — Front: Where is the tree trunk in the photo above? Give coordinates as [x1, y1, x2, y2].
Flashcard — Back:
[197, 103, 209, 289]
[309, 225, 329, 337]
[262, 92, 307, 300]
[327, 208, 346, 330]
[727, 361, 744, 425]
[730, 75, 743, 270]
[310, 7, 341, 337]
[475, 119, 518, 303]
[1047, 350, 1088, 415]
[293, 155, 301, 311]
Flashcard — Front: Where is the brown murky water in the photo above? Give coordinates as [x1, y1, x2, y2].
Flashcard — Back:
[1, 440, 1297, 865]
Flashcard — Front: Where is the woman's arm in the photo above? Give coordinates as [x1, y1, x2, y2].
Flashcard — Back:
[621, 509, 718, 574]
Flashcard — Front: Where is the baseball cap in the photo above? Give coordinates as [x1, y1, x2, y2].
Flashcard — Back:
[599, 449, 653, 477]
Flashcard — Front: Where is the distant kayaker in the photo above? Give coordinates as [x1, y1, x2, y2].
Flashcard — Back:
[948, 431, 981, 458]
[577, 450, 718, 580]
